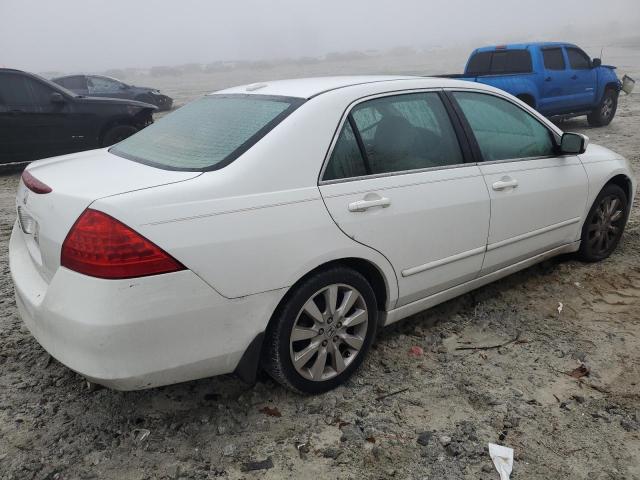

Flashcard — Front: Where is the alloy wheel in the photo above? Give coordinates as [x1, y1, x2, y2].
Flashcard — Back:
[586, 195, 625, 256]
[289, 284, 368, 382]
[601, 96, 614, 120]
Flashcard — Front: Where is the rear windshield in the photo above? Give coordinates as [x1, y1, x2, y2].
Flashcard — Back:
[110, 94, 304, 171]
[465, 50, 533, 76]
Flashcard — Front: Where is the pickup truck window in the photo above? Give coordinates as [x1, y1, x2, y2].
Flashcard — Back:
[452, 91, 555, 162]
[566, 48, 591, 70]
[466, 50, 532, 75]
[542, 48, 565, 70]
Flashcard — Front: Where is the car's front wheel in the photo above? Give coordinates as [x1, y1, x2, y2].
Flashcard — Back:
[578, 184, 628, 262]
[263, 267, 378, 394]
[587, 88, 618, 127]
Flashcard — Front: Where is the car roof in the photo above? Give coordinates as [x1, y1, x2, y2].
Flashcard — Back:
[474, 42, 578, 52]
[213, 75, 486, 100]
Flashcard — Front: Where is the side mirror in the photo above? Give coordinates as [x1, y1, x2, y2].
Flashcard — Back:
[560, 132, 589, 154]
[592, 58, 602, 68]
[120, 84, 130, 90]
[50, 92, 65, 104]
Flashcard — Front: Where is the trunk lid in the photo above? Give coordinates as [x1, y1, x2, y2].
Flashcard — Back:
[15, 148, 200, 282]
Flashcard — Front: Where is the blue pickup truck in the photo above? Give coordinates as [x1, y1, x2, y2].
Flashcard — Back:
[449, 42, 623, 126]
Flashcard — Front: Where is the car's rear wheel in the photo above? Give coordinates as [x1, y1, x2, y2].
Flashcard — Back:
[587, 88, 618, 127]
[102, 125, 138, 146]
[263, 267, 378, 394]
[578, 184, 628, 262]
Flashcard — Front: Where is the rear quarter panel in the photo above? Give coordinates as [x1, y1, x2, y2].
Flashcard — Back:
[92, 91, 401, 306]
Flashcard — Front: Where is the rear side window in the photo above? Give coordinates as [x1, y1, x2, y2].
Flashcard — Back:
[323, 120, 368, 181]
[453, 91, 555, 162]
[542, 48, 566, 70]
[465, 50, 532, 75]
[566, 48, 591, 69]
[62, 76, 88, 90]
[111, 94, 304, 171]
[323, 92, 463, 180]
[465, 52, 492, 75]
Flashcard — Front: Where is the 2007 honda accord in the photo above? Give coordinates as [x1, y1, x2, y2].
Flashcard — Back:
[10, 76, 636, 394]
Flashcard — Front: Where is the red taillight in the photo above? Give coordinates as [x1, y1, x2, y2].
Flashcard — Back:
[61, 209, 185, 279]
[22, 170, 52, 194]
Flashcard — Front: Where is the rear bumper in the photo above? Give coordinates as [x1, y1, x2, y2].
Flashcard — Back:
[9, 222, 283, 390]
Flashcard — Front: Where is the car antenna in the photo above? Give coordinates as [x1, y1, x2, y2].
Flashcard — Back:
[600, 47, 604, 62]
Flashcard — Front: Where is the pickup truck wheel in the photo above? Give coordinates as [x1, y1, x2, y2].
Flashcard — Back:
[102, 125, 138, 146]
[263, 267, 378, 394]
[587, 89, 618, 127]
[578, 184, 628, 262]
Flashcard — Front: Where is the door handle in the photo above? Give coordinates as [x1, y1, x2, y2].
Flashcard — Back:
[492, 177, 518, 191]
[545, 76, 552, 82]
[570, 75, 578, 80]
[348, 196, 391, 212]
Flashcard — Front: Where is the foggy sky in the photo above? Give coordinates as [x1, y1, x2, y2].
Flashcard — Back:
[1, 0, 638, 73]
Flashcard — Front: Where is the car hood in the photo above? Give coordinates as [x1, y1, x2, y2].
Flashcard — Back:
[74, 95, 158, 110]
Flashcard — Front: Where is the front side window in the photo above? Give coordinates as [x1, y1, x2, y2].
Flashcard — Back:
[27, 79, 57, 105]
[323, 92, 463, 180]
[566, 48, 591, 70]
[111, 94, 303, 171]
[542, 48, 566, 70]
[453, 91, 555, 162]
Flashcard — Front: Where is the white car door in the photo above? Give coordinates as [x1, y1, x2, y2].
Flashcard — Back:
[319, 91, 491, 306]
[449, 90, 589, 274]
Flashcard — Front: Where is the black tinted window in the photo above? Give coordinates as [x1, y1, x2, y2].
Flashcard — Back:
[566, 48, 590, 69]
[466, 50, 532, 75]
[0, 73, 33, 105]
[63, 76, 87, 90]
[543, 48, 565, 70]
[466, 52, 492, 75]
[493, 50, 532, 74]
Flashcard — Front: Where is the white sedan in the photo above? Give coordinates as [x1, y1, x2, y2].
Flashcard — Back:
[10, 76, 636, 394]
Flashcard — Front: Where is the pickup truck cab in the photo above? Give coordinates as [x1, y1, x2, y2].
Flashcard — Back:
[456, 42, 623, 126]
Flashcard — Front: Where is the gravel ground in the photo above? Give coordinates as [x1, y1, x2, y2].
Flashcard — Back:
[1, 50, 639, 480]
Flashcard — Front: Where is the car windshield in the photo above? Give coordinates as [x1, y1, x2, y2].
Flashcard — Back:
[110, 94, 304, 171]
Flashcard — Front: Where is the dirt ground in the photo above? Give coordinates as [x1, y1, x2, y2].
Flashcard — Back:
[1, 47, 639, 480]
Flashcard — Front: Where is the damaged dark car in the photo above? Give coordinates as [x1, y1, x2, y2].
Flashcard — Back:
[52, 74, 173, 111]
[0, 69, 156, 165]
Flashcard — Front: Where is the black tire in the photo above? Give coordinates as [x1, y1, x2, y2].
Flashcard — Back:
[102, 125, 138, 146]
[263, 267, 378, 394]
[587, 88, 618, 127]
[578, 184, 628, 262]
